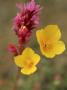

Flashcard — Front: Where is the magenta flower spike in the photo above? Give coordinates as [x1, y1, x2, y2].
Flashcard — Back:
[8, 0, 42, 55]
[13, 0, 41, 44]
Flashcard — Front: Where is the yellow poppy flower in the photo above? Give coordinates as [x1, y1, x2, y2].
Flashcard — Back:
[36, 25, 65, 58]
[14, 48, 40, 75]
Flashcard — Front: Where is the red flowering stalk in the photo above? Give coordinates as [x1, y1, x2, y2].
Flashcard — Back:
[13, 0, 41, 43]
[8, 0, 42, 55]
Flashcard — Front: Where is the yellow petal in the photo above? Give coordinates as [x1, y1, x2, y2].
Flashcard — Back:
[21, 66, 37, 75]
[14, 55, 24, 67]
[32, 54, 40, 65]
[36, 25, 65, 58]
[22, 47, 35, 58]
[44, 25, 61, 41]
[36, 25, 61, 46]
[14, 48, 40, 68]
[55, 41, 65, 55]
[36, 29, 46, 45]
[40, 45, 56, 58]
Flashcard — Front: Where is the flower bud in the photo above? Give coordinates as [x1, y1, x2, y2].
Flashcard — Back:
[8, 44, 18, 56]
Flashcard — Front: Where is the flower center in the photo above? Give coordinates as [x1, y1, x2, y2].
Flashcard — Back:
[41, 40, 53, 51]
[24, 58, 33, 68]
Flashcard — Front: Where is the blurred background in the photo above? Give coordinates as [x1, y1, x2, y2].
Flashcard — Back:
[0, 0, 67, 90]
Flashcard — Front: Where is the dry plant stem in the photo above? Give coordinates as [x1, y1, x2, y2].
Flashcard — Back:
[13, 42, 24, 90]
[13, 67, 20, 90]
[18, 44, 23, 54]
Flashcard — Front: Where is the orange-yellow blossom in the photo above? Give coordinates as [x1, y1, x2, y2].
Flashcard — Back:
[36, 25, 65, 58]
[14, 48, 40, 75]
